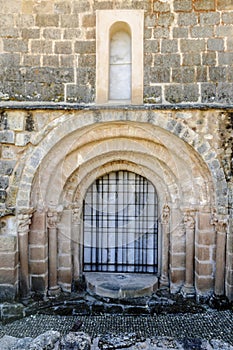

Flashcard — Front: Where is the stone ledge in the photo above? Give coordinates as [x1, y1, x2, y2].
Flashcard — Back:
[0, 102, 233, 111]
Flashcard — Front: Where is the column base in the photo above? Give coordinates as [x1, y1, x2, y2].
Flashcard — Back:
[181, 284, 195, 298]
[159, 275, 169, 287]
[48, 285, 61, 297]
[209, 293, 229, 310]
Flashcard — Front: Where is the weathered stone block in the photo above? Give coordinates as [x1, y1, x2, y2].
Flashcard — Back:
[35, 14, 59, 27]
[76, 68, 95, 86]
[170, 269, 185, 285]
[22, 28, 40, 40]
[23, 55, 41, 67]
[217, 0, 233, 10]
[153, 0, 170, 12]
[63, 28, 82, 40]
[66, 84, 95, 103]
[43, 55, 60, 67]
[145, 14, 157, 27]
[3, 39, 28, 53]
[0, 130, 15, 144]
[30, 261, 47, 275]
[30, 211, 46, 232]
[0, 269, 17, 284]
[173, 27, 189, 38]
[82, 14, 96, 28]
[194, 0, 215, 11]
[191, 26, 214, 38]
[172, 68, 195, 83]
[144, 40, 159, 53]
[42, 28, 62, 40]
[165, 85, 184, 104]
[216, 25, 233, 37]
[161, 39, 178, 53]
[219, 52, 233, 66]
[200, 12, 220, 25]
[180, 39, 205, 52]
[73, 0, 91, 12]
[217, 83, 233, 103]
[0, 176, 9, 190]
[54, 41, 72, 55]
[15, 133, 30, 146]
[195, 276, 214, 292]
[0, 253, 17, 268]
[202, 52, 216, 66]
[0, 160, 16, 176]
[154, 53, 180, 67]
[196, 246, 211, 261]
[74, 41, 95, 54]
[29, 246, 47, 261]
[195, 262, 213, 276]
[207, 38, 224, 51]
[183, 53, 201, 66]
[58, 269, 72, 284]
[7, 111, 25, 131]
[209, 67, 227, 82]
[29, 230, 47, 245]
[197, 67, 207, 82]
[184, 84, 199, 102]
[31, 276, 47, 292]
[174, 0, 192, 12]
[0, 285, 16, 302]
[31, 40, 53, 54]
[149, 67, 170, 83]
[157, 13, 174, 27]
[196, 230, 215, 245]
[143, 86, 162, 104]
[177, 13, 198, 26]
[60, 15, 79, 28]
[58, 255, 72, 268]
[54, 1, 71, 14]
[78, 54, 96, 68]
[153, 27, 170, 38]
[93, 0, 114, 10]
[0, 53, 20, 67]
[0, 190, 7, 203]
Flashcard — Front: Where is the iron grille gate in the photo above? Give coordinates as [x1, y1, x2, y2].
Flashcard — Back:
[83, 171, 158, 273]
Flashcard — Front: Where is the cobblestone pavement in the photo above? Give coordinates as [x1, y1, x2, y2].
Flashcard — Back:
[0, 310, 232, 346]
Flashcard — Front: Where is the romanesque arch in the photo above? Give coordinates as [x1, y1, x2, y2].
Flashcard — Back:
[15, 110, 229, 301]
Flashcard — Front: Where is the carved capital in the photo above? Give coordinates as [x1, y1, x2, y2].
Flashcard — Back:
[47, 208, 62, 229]
[183, 210, 195, 230]
[162, 204, 170, 225]
[18, 208, 34, 233]
[211, 211, 228, 234]
[72, 203, 81, 224]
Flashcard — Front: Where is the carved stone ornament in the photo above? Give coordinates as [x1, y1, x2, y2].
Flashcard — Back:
[18, 208, 34, 233]
[183, 210, 195, 230]
[162, 204, 170, 225]
[72, 202, 81, 223]
[211, 210, 228, 233]
[47, 208, 62, 229]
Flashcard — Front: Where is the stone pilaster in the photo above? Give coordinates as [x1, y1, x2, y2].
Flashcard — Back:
[47, 208, 61, 296]
[212, 215, 228, 297]
[160, 204, 170, 287]
[72, 203, 82, 283]
[18, 208, 34, 301]
[182, 210, 196, 297]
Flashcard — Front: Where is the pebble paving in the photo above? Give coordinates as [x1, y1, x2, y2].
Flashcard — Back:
[0, 310, 232, 345]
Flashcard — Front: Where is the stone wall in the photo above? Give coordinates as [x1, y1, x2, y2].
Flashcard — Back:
[0, 0, 232, 103]
[0, 0, 232, 303]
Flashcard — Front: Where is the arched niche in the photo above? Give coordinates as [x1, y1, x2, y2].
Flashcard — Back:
[109, 22, 132, 101]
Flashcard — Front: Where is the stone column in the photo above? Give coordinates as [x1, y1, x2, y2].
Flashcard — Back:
[72, 203, 82, 283]
[47, 209, 61, 296]
[212, 216, 227, 297]
[18, 208, 34, 301]
[160, 204, 170, 287]
[182, 210, 196, 297]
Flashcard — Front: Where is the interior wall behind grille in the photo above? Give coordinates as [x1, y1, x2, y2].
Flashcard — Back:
[83, 171, 158, 273]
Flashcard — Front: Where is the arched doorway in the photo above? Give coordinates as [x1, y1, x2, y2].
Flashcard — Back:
[83, 170, 158, 274]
